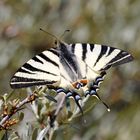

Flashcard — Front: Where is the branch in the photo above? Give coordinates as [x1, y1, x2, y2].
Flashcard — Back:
[0, 92, 38, 130]
[37, 93, 66, 140]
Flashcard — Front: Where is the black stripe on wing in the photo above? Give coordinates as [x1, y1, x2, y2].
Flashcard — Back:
[107, 47, 115, 56]
[108, 50, 133, 67]
[90, 44, 94, 51]
[10, 76, 56, 88]
[94, 45, 108, 66]
[48, 49, 59, 56]
[23, 63, 57, 76]
[38, 53, 59, 67]
[18, 67, 33, 74]
[32, 56, 43, 64]
[82, 43, 87, 61]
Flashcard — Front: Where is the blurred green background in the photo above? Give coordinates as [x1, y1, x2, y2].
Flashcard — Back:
[0, 0, 140, 140]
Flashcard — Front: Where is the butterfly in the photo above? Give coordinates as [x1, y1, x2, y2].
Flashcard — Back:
[10, 32, 133, 113]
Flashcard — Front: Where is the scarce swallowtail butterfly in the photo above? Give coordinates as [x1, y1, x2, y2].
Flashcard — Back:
[10, 29, 133, 112]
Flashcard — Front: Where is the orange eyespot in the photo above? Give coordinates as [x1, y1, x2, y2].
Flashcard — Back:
[72, 79, 88, 88]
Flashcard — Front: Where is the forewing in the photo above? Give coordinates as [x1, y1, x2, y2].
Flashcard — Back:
[10, 48, 60, 88]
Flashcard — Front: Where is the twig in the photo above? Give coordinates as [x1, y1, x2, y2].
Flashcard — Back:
[49, 93, 66, 127]
[48, 93, 66, 139]
[37, 93, 66, 140]
[0, 92, 38, 130]
[54, 93, 66, 116]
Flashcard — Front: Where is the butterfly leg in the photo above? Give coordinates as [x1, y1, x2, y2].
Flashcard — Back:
[56, 88, 83, 114]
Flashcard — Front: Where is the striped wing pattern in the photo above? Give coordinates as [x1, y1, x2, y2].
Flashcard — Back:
[70, 43, 133, 79]
[70, 43, 133, 71]
[10, 42, 133, 89]
[10, 48, 61, 88]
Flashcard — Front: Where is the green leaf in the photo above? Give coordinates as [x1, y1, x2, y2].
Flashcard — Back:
[0, 96, 4, 101]
[1, 131, 8, 140]
[18, 112, 24, 121]
[45, 94, 57, 103]
[32, 128, 38, 140]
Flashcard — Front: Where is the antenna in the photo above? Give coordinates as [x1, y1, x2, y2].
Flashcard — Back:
[40, 28, 58, 41]
[60, 29, 70, 39]
[40, 28, 70, 45]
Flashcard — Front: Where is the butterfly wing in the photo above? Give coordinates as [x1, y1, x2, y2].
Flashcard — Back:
[68, 43, 133, 108]
[70, 43, 133, 72]
[10, 48, 61, 89]
[10, 42, 133, 89]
